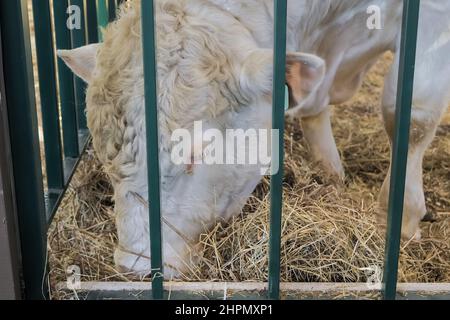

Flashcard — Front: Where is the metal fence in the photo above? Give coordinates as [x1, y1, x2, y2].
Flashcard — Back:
[0, 0, 422, 300]
[142, 0, 421, 301]
[0, 0, 117, 299]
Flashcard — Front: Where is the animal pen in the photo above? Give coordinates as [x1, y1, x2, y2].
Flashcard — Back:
[0, 0, 449, 300]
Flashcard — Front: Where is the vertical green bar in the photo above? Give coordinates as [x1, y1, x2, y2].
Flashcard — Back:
[268, 0, 287, 300]
[141, 0, 164, 300]
[0, 0, 48, 299]
[97, 0, 109, 41]
[70, 0, 88, 130]
[108, 0, 117, 22]
[383, 0, 420, 301]
[86, 0, 99, 44]
[32, 0, 65, 197]
[54, 0, 80, 158]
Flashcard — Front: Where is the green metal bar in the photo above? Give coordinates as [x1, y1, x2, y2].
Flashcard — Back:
[0, 35, 23, 300]
[141, 0, 164, 300]
[383, 0, 420, 301]
[0, 0, 48, 299]
[70, 0, 88, 130]
[268, 0, 287, 300]
[47, 133, 91, 224]
[97, 0, 109, 41]
[53, 0, 80, 158]
[108, 0, 117, 22]
[32, 0, 65, 200]
[86, 0, 99, 44]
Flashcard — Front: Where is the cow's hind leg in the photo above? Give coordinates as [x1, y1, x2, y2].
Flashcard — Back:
[379, 56, 448, 240]
[300, 108, 345, 181]
[378, 114, 438, 240]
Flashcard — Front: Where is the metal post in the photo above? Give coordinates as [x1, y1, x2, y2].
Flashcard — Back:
[268, 0, 288, 300]
[86, 0, 99, 44]
[141, 0, 164, 300]
[0, 0, 48, 300]
[97, 0, 109, 41]
[70, 0, 88, 130]
[53, 0, 80, 158]
[32, 0, 65, 205]
[0, 25, 22, 301]
[108, 0, 117, 22]
[383, 0, 420, 300]
[0, 145, 21, 300]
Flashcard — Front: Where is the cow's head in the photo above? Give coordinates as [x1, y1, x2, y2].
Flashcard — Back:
[59, 0, 325, 278]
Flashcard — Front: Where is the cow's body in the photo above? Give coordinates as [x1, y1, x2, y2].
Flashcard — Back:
[220, 0, 450, 240]
[60, 0, 450, 277]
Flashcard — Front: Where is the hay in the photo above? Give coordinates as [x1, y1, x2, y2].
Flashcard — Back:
[47, 54, 450, 299]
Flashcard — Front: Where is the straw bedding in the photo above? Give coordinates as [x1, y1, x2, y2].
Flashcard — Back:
[47, 54, 450, 299]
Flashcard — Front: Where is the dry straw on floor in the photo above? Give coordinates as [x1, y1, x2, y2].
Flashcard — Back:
[47, 54, 450, 299]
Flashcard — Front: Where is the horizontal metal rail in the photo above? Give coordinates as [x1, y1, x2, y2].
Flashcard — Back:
[56, 281, 450, 300]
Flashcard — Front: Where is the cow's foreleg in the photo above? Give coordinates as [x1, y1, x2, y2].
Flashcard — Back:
[300, 108, 345, 181]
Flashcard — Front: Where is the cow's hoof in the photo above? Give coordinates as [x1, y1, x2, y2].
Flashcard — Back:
[421, 212, 437, 223]
[401, 227, 422, 242]
[312, 159, 345, 185]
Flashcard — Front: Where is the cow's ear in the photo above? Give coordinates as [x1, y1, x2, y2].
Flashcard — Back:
[286, 52, 325, 105]
[240, 50, 325, 103]
[57, 43, 100, 83]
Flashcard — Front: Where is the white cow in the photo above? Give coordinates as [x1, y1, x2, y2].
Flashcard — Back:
[59, 0, 450, 277]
